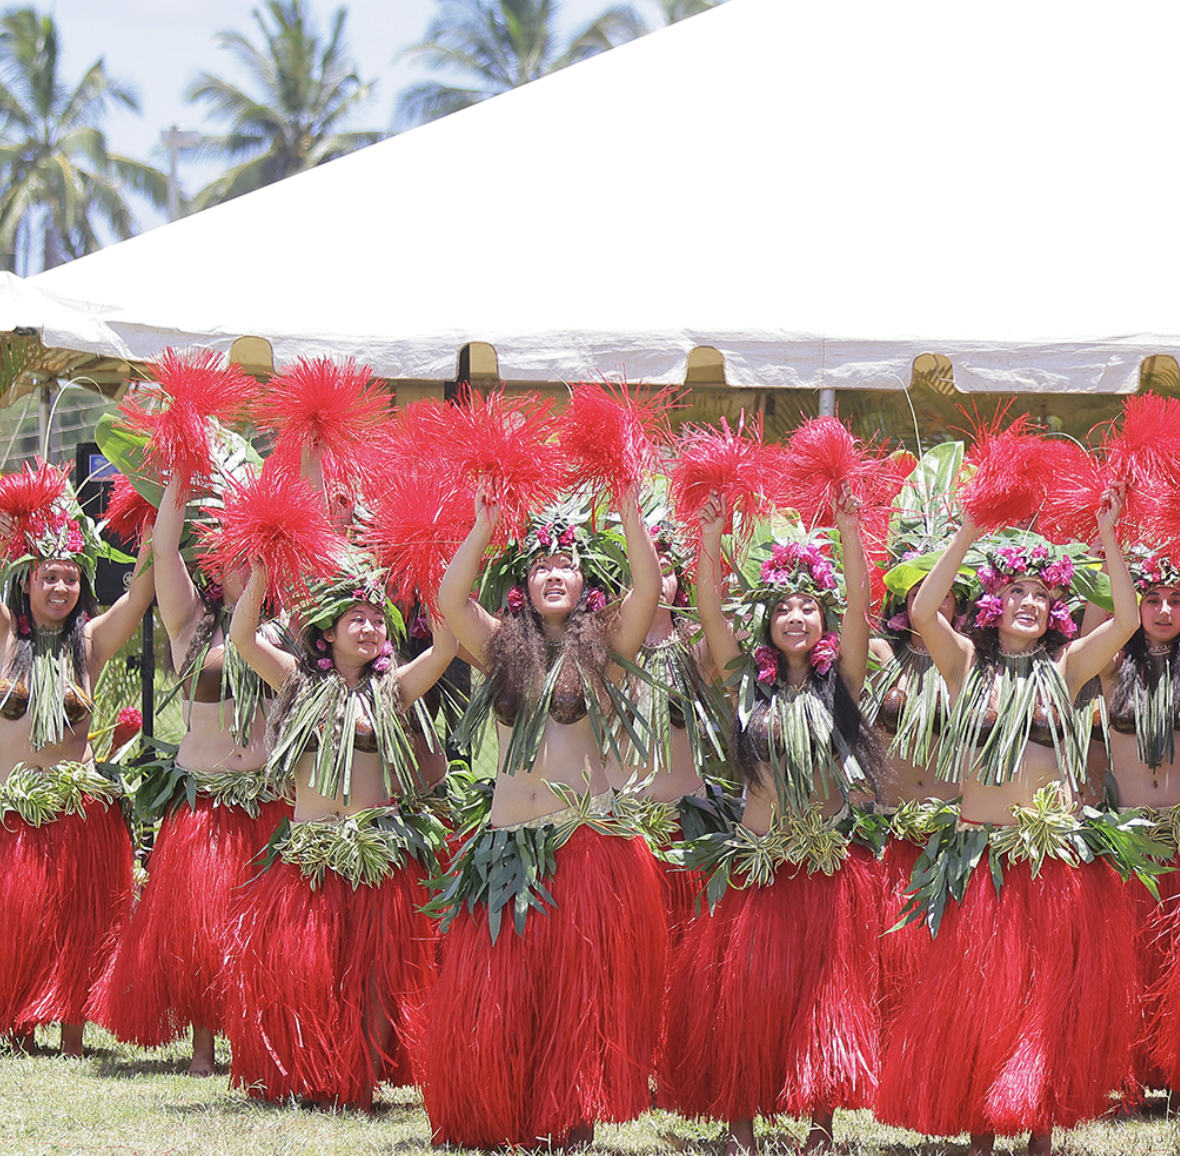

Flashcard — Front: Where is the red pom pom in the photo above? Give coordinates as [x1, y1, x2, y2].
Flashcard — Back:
[558, 383, 676, 501]
[252, 358, 390, 493]
[0, 459, 71, 560]
[1102, 394, 1180, 544]
[102, 475, 157, 548]
[959, 413, 1049, 532]
[669, 415, 776, 558]
[428, 388, 563, 542]
[119, 349, 256, 493]
[770, 417, 901, 529]
[197, 467, 342, 606]
[1034, 441, 1104, 545]
[361, 404, 473, 614]
[111, 707, 143, 751]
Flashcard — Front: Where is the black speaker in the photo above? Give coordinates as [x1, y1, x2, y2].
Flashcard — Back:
[75, 441, 134, 606]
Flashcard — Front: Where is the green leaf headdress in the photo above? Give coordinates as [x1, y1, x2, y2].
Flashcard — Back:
[1126, 546, 1180, 596]
[298, 549, 406, 652]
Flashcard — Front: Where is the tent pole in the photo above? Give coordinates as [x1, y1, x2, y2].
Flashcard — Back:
[818, 387, 835, 417]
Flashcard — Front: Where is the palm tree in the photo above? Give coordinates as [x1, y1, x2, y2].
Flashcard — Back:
[0, 8, 167, 273]
[395, 0, 643, 129]
[185, 0, 383, 212]
[579, 0, 725, 48]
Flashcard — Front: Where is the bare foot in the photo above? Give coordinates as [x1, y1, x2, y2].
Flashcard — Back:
[725, 1118, 756, 1156]
[187, 1026, 217, 1076]
[967, 1134, 995, 1156]
[60, 1022, 84, 1058]
[564, 1122, 595, 1149]
[802, 1109, 833, 1153]
[1028, 1130, 1052, 1156]
[9, 1027, 35, 1054]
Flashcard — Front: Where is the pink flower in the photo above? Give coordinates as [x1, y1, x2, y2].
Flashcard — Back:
[372, 657, 391, 673]
[380, 641, 393, 656]
[1031, 545, 1049, 561]
[353, 588, 366, 601]
[902, 550, 920, 562]
[316, 657, 334, 671]
[537, 525, 553, 549]
[585, 587, 607, 613]
[65, 521, 84, 553]
[16, 615, 30, 636]
[975, 593, 1003, 628]
[409, 610, 430, 639]
[558, 526, 577, 547]
[812, 560, 837, 590]
[315, 638, 327, 652]
[996, 547, 1027, 574]
[506, 585, 526, 613]
[810, 632, 840, 675]
[673, 585, 690, 609]
[886, 611, 910, 632]
[1048, 601, 1077, 637]
[1041, 557, 1074, 589]
[754, 645, 779, 684]
[977, 565, 1001, 594]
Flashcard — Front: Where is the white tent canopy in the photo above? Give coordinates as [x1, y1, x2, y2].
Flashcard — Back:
[24, 0, 1180, 394]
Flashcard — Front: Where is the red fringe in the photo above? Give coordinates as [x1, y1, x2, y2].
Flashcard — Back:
[1107, 394, 1180, 550]
[252, 358, 390, 493]
[121, 349, 256, 492]
[876, 854, 1136, 1136]
[0, 459, 71, 561]
[225, 856, 437, 1108]
[102, 474, 157, 548]
[87, 797, 291, 1046]
[960, 413, 1049, 531]
[1141, 856, 1180, 1088]
[196, 466, 342, 606]
[420, 827, 668, 1148]
[426, 389, 564, 543]
[669, 416, 775, 559]
[1035, 440, 1104, 545]
[0, 814, 57, 1030]
[558, 382, 675, 501]
[18, 798, 134, 1025]
[660, 845, 882, 1121]
[879, 837, 928, 1032]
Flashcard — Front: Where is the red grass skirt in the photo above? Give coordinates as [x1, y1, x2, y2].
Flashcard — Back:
[659, 843, 883, 1121]
[87, 796, 292, 1046]
[1144, 854, 1180, 1087]
[0, 797, 134, 1027]
[223, 854, 436, 1109]
[876, 854, 1137, 1136]
[879, 837, 928, 1030]
[420, 826, 668, 1149]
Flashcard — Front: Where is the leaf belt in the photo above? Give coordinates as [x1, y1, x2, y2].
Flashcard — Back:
[896, 786, 1174, 936]
[130, 749, 280, 822]
[0, 760, 121, 827]
[266, 805, 447, 891]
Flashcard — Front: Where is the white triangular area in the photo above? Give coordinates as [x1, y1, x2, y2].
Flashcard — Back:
[25, 0, 1180, 392]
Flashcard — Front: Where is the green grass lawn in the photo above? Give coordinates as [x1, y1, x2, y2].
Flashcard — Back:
[0, 1028, 1176, 1156]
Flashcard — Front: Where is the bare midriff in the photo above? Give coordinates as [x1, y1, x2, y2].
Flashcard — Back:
[878, 749, 960, 809]
[740, 765, 846, 836]
[605, 724, 703, 802]
[0, 715, 91, 783]
[490, 714, 608, 827]
[959, 741, 1070, 825]
[177, 698, 269, 775]
[291, 748, 392, 822]
[1108, 728, 1180, 808]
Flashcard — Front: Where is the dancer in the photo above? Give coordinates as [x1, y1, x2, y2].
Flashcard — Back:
[0, 461, 155, 1056]
[661, 491, 883, 1155]
[87, 476, 289, 1074]
[423, 487, 667, 1149]
[877, 493, 1142, 1156]
[225, 560, 456, 1109]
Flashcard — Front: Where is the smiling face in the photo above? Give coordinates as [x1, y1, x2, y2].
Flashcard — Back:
[1141, 586, 1180, 647]
[322, 602, 387, 666]
[998, 578, 1052, 644]
[768, 592, 825, 657]
[527, 554, 584, 620]
[906, 583, 957, 625]
[27, 559, 82, 627]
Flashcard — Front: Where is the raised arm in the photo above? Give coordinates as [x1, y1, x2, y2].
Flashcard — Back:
[1061, 489, 1139, 697]
[398, 613, 460, 706]
[153, 478, 203, 642]
[437, 486, 500, 669]
[834, 498, 870, 697]
[608, 488, 661, 664]
[87, 529, 158, 674]
[695, 493, 741, 691]
[229, 565, 296, 691]
[909, 518, 978, 697]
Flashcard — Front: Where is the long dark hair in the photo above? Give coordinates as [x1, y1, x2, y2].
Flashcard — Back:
[1110, 628, 1180, 720]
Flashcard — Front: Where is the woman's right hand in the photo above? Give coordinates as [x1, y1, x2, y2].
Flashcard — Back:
[698, 491, 725, 542]
[474, 480, 500, 533]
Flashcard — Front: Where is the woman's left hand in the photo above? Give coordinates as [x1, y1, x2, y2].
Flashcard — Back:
[1098, 481, 1126, 533]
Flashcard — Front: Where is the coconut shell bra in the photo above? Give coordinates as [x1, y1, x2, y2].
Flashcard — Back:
[0, 677, 91, 725]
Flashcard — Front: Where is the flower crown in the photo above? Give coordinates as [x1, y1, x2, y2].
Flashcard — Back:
[1127, 548, 1180, 596]
[299, 553, 404, 646]
[742, 538, 845, 621]
[973, 541, 1078, 638]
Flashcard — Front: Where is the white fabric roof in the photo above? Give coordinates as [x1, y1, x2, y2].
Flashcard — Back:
[24, 0, 1180, 393]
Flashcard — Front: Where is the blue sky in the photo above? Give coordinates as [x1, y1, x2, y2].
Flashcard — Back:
[44, 0, 656, 225]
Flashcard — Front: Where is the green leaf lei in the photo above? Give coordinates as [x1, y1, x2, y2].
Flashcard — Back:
[128, 741, 280, 822]
[24, 624, 80, 750]
[179, 606, 268, 748]
[268, 668, 426, 805]
[261, 805, 447, 890]
[672, 803, 887, 912]
[894, 786, 1174, 936]
[864, 643, 950, 769]
[1133, 653, 1175, 771]
[0, 760, 121, 827]
[937, 648, 1088, 789]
